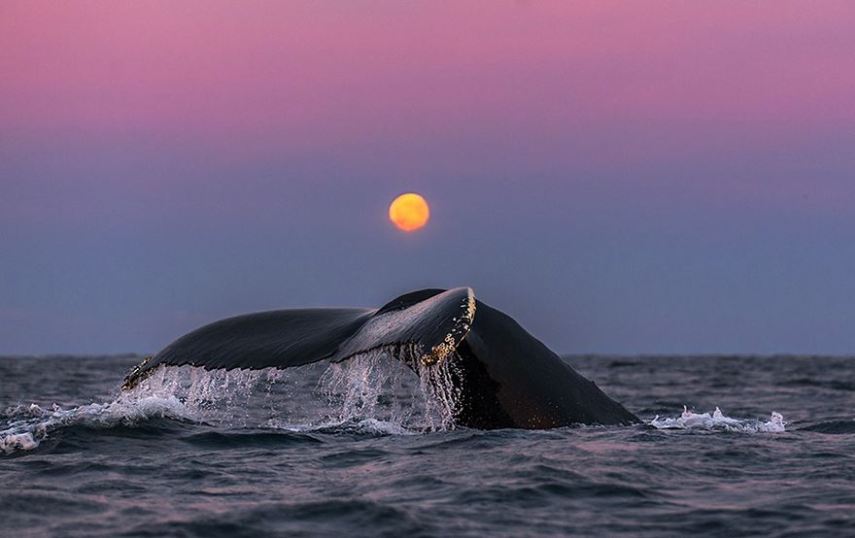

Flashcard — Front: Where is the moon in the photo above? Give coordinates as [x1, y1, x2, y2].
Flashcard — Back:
[388, 193, 430, 232]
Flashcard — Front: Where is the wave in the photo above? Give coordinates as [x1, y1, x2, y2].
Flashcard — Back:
[649, 406, 785, 433]
[0, 395, 192, 455]
[798, 420, 855, 434]
[780, 378, 855, 392]
[1, 351, 460, 455]
[2, 358, 796, 456]
[0, 399, 424, 457]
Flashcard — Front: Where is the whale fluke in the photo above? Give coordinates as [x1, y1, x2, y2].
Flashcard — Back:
[122, 288, 473, 389]
[123, 287, 639, 428]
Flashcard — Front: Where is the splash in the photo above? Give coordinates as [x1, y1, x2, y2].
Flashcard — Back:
[415, 354, 463, 431]
[650, 406, 785, 433]
[122, 365, 303, 427]
[2, 351, 465, 454]
[319, 348, 461, 432]
[0, 395, 191, 455]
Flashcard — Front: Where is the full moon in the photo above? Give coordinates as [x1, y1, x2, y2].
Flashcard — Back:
[388, 193, 430, 232]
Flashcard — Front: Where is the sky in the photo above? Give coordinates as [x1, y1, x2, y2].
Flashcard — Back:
[2, 1, 855, 355]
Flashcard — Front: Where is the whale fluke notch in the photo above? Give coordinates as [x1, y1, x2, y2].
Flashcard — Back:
[122, 287, 639, 428]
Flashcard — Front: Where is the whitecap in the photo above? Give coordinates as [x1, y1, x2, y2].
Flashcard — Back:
[650, 406, 785, 433]
[0, 394, 192, 455]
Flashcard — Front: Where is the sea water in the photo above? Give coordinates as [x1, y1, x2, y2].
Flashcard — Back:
[2, 355, 854, 536]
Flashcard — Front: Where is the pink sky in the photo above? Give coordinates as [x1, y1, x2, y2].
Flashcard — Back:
[3, 2, 855, 354]
[4, 2, 854, 144]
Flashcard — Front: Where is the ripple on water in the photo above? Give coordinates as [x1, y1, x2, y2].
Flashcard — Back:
[2, 355, 853, 537]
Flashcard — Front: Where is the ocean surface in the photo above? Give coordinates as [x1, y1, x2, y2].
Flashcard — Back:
[2, 354, 854, 537]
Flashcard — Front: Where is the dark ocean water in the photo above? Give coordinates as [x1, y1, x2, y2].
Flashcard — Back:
[2, 355, 854, 537]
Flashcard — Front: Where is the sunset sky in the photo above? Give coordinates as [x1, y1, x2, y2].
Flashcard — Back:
[2, 1, 854, 355]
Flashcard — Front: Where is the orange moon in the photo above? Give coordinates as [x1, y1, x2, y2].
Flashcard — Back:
[388, 193, 430, 232]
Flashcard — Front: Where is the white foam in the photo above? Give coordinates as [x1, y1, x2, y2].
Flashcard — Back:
[351, 418, 412, 435]
[0, 394, 192, 455]
[295, 417, 413, 436]
[650, 406, 785, 433]
[0, 432, 38, 453]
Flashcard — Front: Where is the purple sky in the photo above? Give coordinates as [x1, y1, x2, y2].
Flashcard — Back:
[2, 1, 855, 355]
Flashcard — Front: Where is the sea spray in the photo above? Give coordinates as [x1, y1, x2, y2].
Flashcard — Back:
[415, 354, 463, 431]
[116, 352, 463, 433]
[650, 406, 786, 433]
[319, 349, 462, 431]
[0, 395, 191, 455]
[124, 363, 326, 427]
[0, 341, 468, 452]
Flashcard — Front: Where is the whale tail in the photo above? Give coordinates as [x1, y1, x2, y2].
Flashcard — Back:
[122, 287, 638, 428]
[122, 288, 474, 390]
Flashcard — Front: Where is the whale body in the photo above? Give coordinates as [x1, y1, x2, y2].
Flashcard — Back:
[123, 287, 639, 429]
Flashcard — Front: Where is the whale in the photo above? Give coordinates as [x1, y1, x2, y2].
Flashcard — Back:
[123, 287, 639, 429]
